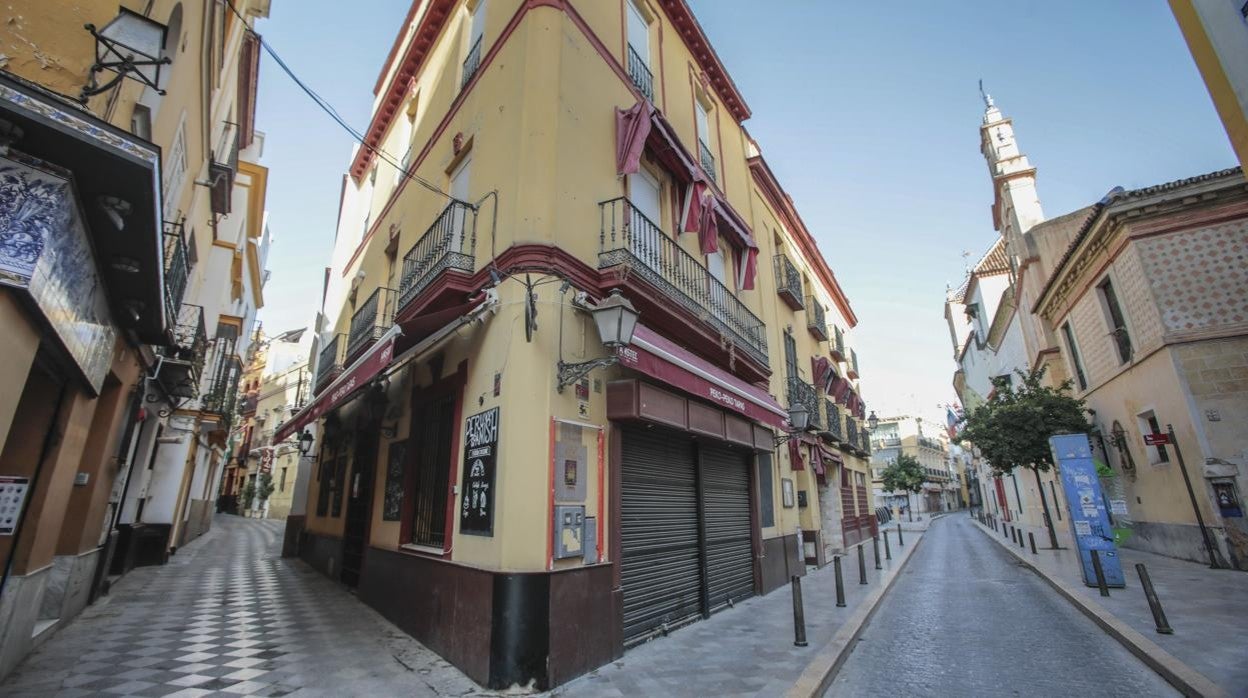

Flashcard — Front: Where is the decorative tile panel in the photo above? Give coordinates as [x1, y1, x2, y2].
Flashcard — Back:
[1137, 221, 1248, 334]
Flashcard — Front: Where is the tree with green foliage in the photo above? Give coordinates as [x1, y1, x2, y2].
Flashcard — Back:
[959, 366, 1088, 548]
[881, 453, 925, 522]
[240, 481, 256, 514]
[256, 473, 276, 515]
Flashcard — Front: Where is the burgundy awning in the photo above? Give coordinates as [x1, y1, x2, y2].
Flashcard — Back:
[788, 439, 804, 471]
[617, 324, 787, 428]
[812, 356, 837, 394]
[820, 445, 843, 465]
[615, 100, 654, 175]
[273, 329, 397, 444]
[273, 295, 491, 444]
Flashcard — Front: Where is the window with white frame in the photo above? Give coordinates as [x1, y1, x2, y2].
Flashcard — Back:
[462, 0, 486, 88]
[626, 1, 653, 100]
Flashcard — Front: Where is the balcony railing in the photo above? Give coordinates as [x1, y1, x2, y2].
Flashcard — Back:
[860, 431, 871, 455]
[599, 197, 768, 365]
[832, 325, 845, 361]
[398, 200, 477, 312]
[315, 333, 347, 393]
[787, 376, 820, 431]
[845, 416, 859, 448]
[157, 303, 208, 398]
[874, 435, 901, 448]
[806, 297, 828, 340]
[774, 254, 803, 310]
[849, 348, 860, 378]
[627, 44, 653, 101]
[461, 35, 482, 89]
[823, 399, 843, 441]
[163, 220, 189, 324]
[346, 287, 396, 363]
[241, 391, 258, 416]
[209, 123, 239, 216]
[698, 139, 717, 185]
[203, 347, 243, 430]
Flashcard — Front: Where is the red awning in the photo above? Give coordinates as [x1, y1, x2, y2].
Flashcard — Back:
[273, 330, 397, 444]
[820, 445, 843, 465]
[617, 324, 787, 428]
[273, 295, 492, 444]
[615, 100, 654, 175]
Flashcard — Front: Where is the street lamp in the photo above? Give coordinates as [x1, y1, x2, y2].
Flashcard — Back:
[557, 290, 640, 392]
[867, 410, 879, 432]
[297, 429, 315, 458]
[773, 403, 811, 445]
[79, 8, 172, 103]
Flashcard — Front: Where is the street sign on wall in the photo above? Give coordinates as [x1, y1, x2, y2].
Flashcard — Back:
[1143, 433, 1171, 446]
[1050, 433, 1125, 587]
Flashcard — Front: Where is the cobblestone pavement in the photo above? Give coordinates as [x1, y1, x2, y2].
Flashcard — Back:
[828, 515, 1179, 697]
[2, 516, 482, 697]
[554, 525, 926, 697]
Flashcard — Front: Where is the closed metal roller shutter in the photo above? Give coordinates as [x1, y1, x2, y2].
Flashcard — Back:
[701, 442, 755, 610]
[620, 427, 701, 643]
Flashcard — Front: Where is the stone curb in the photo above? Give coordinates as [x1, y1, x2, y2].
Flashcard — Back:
[970, 518, 1228, 698]
[786, 526, 929, 698]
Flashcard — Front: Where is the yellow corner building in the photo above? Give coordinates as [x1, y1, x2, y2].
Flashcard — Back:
[277, 0, 875, 689]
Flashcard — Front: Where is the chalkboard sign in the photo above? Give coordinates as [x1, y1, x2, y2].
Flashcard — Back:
[460, 407, 499, 536]
[382, 440, 407, 521]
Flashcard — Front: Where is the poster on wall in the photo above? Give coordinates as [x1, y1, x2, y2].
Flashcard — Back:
[0, 475, 32, 535]
[460, 407, 499, 536]
[382, 439, 407, 521]
[1051, 433, 1125, 588]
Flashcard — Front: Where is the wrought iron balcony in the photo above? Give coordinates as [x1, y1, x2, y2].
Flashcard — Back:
[848, 348, 860, 379]
[397, 200, 477, 312]
[240, 391, 258, 416]
[831, 325, 845, 361]
[598, 197, 768, 365]
[860, 431, 871, 455]
[806, 297, 828, 341]
[156, 303, 208, 398]
[315, 333, 347, 393]
[163, 220, 189, 326]
[822, 399, 843, 441]
[461, 35, 482, 89]
[698, 139, 716, 185]
[346, 287, 396, 364]
[209, 123, 239, 216]
[627, 44, 653, 101]
[845, 416, 859, 448]
[774, 253, 803, 310]
[787, 376, 820, 431]
[202, 346, 243, 430]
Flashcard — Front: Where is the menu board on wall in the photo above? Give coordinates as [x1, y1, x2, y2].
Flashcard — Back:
[460, 407, 499, 536]
[382, 439, 407, 521]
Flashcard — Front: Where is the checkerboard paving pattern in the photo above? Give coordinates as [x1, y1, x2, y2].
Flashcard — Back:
[2, 516, 483, 697]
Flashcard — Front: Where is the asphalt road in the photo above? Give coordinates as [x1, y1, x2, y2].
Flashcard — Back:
[828, 515, 1179, 697]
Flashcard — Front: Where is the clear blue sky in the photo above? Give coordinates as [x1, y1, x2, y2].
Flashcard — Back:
[253, 1, 1234, 420]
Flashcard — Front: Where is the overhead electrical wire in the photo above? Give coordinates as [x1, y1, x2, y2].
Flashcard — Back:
[219, 0, 455, 203]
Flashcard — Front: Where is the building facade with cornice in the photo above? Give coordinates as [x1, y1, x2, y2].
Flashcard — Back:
[273, 0, 875, 689]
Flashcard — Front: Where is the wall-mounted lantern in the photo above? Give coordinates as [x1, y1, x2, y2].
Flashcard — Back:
[556, 289, 639, 392]
[773, 403, 810, 446]
[78, 8, 172, 103]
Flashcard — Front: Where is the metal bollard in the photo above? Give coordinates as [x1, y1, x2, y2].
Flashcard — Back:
[1029, 532, 1037, 555]
[834, 556, 846, 608]
[790, 575, 808, 646]
[897, 526, 905, 546]
[1134, 564, 1173, 634]
[884, 530, 892, 560]
[1091, 550, 1110, 597]
[858, 543, 868, 584]
[873, 535, 882, 570]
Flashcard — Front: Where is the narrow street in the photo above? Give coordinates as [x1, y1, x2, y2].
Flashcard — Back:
[2, 517, 479, 697]
[828, 516, 1179, 697]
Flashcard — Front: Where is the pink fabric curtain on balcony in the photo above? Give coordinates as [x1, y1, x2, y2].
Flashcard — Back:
[811, 356, 836, 393]
[810, 443, 825, 476]
[615, 100, 654, 175]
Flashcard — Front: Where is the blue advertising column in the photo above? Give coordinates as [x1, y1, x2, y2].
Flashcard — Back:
[1050, 433, 1125, 587]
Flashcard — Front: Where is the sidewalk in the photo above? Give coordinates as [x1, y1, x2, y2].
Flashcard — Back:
[972, 516, 1246, 697]
[552, 522, 930, 697]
